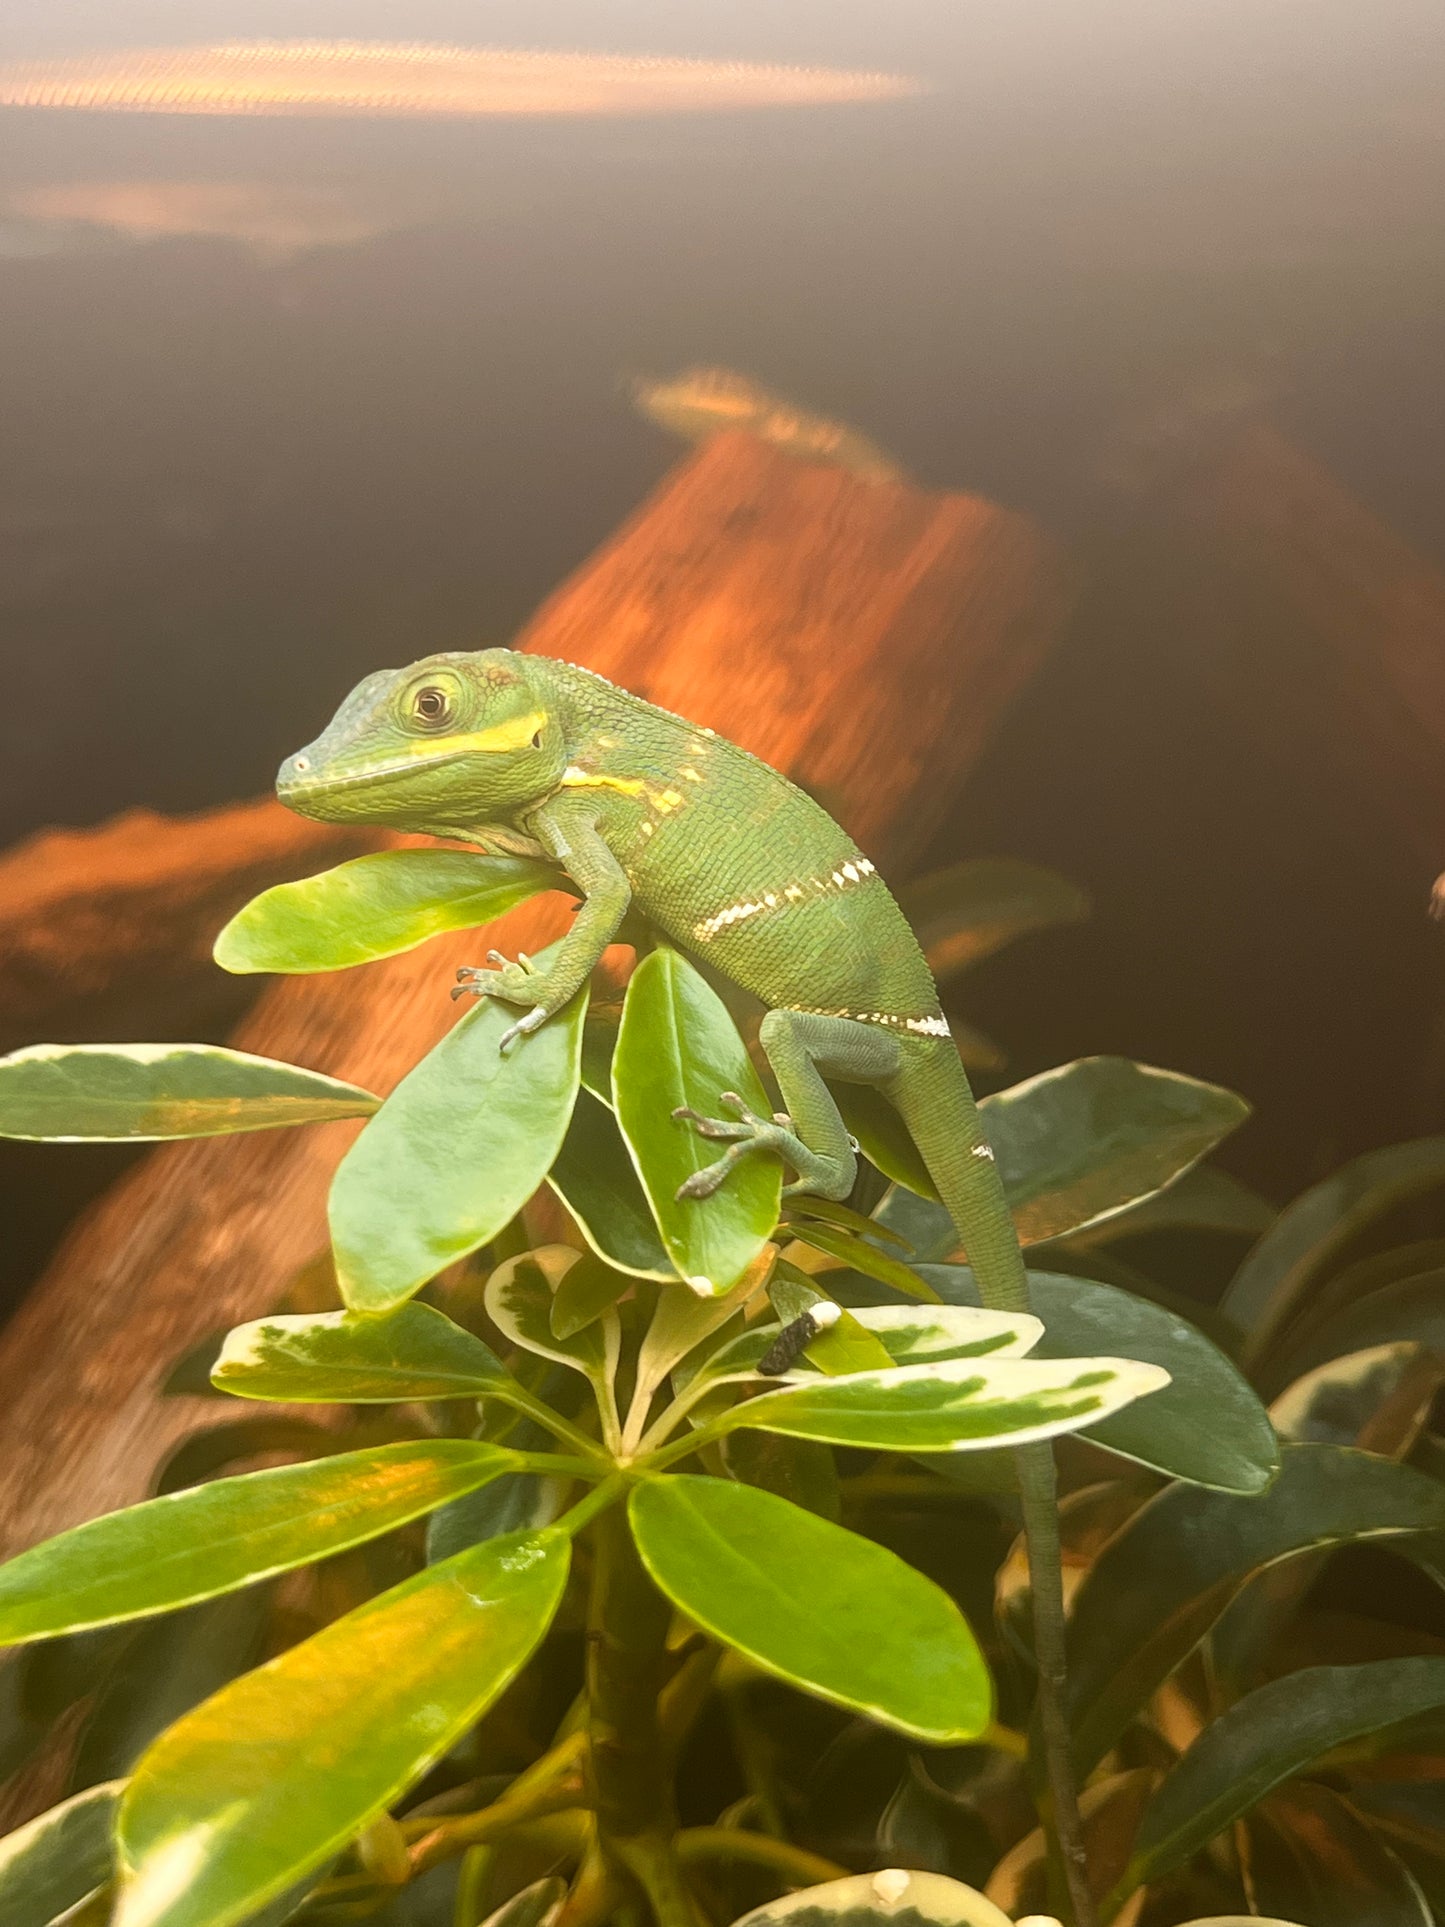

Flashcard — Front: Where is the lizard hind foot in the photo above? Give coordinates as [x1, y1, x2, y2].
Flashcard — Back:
[673, 1097, 797, 1201]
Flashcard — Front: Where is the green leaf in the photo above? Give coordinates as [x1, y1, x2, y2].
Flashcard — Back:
[425, 1472, 565, 1564]
[0, 1441, 516, 1643]
[833, 1085, 940, 1202]
[983, 1056, 1251, 1245]
[718, 1354, 1169, 1454]
[212, 1303, 507, 1403]
[728, 1869, 1015, 1927]
[549, 1250, 635, 1341]
[613, 946, 781, 1295]
[895, 857, 1088, 983]
[547, 1087, 677, 1280]
[484, 1248, 620, 1414]
[0, 1044, 379, 1142]
[329, 944, 587, 1311]
[1114, 1658, 1445, 1901]
[1264, 1272, 1445, 1393]
[71, 1590, 272, 1786]
[1271, 1342, 1445, 1449]
[115, 1529, 570, 1927]
[919, 1265, 1278, 1494]
[718, 1431, 841, 1520]
[214, 850, 561, 974]
[1064, 1444, 1445, 1777]
[1222, 1138, 1445, 1365]
[787, 1222, 940, 1302]
[0, 1780, 123, 1927]
[873, 1057, 1251, 1250]
[629, 1476, 990, 1743]
[768, 1265, 896, 1375]
[1067, 1161, 1277, 1248]
[694, 1298, 1043, 1390]
[1246, 1784, 1430, 1927]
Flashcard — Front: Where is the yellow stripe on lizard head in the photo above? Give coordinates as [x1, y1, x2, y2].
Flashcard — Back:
[425, 710, 551, 757]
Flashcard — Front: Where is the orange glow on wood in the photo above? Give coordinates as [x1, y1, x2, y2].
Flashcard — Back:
[0, 41, 923, 119]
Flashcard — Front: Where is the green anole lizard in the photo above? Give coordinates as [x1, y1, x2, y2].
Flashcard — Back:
[278, 647, 1091, 1916]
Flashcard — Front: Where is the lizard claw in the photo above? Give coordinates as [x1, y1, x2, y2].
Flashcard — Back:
[499, 1006, 549, 1053]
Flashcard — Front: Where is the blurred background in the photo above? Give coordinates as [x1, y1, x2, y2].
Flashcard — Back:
[4, 0, 1445, 1317]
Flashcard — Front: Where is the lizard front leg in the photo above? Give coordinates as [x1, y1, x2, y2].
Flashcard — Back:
[675, 1010, 899, 1201]
[453, 798, 629, 1051]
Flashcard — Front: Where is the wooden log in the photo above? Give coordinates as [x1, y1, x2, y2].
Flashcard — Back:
[0, 431, 1072, 1563]
[1119, 418, 1445, 881]
[0, 799, 374, 1053]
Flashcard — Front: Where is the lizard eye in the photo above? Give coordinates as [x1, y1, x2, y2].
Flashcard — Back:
[531, 729, 543, 749]
[411, 685, 453, 730]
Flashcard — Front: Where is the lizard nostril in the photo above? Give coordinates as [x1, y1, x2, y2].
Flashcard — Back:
[292, 756, 310, 772]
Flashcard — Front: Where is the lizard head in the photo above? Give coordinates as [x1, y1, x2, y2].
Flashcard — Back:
[276, 648, 568, 829]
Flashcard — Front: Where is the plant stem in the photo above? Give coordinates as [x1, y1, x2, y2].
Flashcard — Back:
[407, 1732, 590, 1874]
[1016, 1440, 1096, 1927]
[586, 1500, 703, 1927]
[674, 1828, 847, 1888]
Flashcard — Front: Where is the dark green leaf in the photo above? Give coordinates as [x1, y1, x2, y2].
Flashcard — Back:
[1263, 1272, 1445, 1393]
[330, 944, 587, 1311]
[873, 1057, 1251, 1251]
[116, 1529, 570, 1927]
[1222, 1138, 1445, 1365]
[895, 858, 1088, 983]
[1065, 1444, 1445, 1777]
[629, 1476, 990, 1743]
[834, 1085, 940, 1202]
[720, 1354, 1168, 1454]
[613, 946, 780, 1294]
[213, 1303, 507, 1403]
[547, 1087, 676, 1281]
[1067, 1162, 1277, 1248]
[1115, 1658, 1445, 1900]
[729, 1870, 1014, 1927]
[0, 1441, 516, 1642]
[1271, 1342, 1445, 1450]
[425, 1472, 565, 1564]
[919, 1265, 1278, 1494]
[719, 1431, 841, 1520]
[1246, 1784, 1429, 1927]
[214, 850, 561, 974]
[982, 1056, 1251, 1246]
[72, 1590, 272, 1787]
[0, 1044, 379, 1142]
[549, 1249, 635, 1340]
[0, 1780, 122, 1927]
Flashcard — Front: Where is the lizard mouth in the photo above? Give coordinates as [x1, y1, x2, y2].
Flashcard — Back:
[277, 743, 474, 803]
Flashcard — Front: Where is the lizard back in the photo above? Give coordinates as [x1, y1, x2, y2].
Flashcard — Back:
[543, 662, 945, 1038]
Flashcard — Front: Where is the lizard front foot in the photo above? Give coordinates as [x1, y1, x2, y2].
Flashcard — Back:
[452, 952, 551, 1051]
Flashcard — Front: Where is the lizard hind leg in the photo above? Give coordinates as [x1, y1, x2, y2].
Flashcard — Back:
[674, 1010, 899, 1203]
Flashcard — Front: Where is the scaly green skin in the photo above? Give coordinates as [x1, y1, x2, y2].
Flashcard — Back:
[278, 647, 1019, 1286]
[280, 646, 1092, 1921]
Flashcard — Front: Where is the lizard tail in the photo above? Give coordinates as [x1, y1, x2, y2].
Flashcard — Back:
[886, 1037, 1030, 1317]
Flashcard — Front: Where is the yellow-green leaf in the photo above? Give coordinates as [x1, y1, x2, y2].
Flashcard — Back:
[629, 1476, 989, 1743]
[214, 850, 561, 975]
[213, 1303, 507, 1403]
[116, 1530, 570, 1927]
[0, 1044, 378, 1141]
[0, 1442, 515, 1642]
[613, 947, 780, 1295]
[330, 944, 587, 1311]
